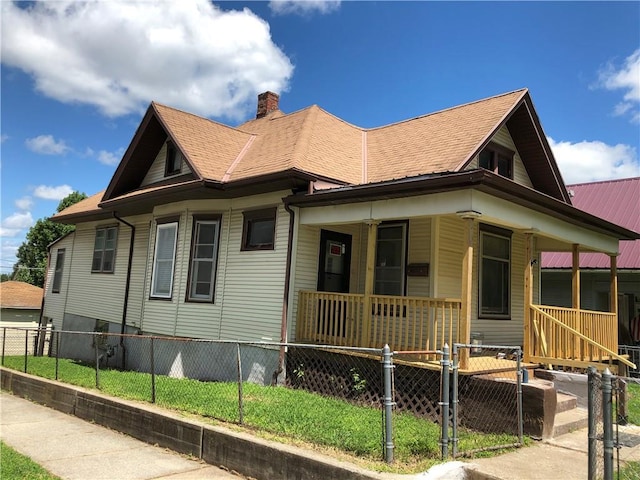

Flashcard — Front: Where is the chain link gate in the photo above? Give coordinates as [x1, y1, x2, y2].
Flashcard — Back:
[588, 367, 640, 480]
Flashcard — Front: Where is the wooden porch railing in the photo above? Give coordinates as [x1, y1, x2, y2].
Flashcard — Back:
[296, 290, 462, 353]
[527, 304, 635, 371]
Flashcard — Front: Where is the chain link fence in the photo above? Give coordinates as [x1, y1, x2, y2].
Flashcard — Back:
[588, 367, 640, 480]
[2, 327, 526, 464]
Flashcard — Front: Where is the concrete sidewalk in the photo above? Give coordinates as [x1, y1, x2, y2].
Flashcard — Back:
[0, 392, 242, 480]
[3, 385, 640, 480]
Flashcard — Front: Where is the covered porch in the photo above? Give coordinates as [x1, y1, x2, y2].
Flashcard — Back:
[289, 181, 636, 373]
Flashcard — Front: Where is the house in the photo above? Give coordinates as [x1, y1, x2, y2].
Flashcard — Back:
[1, 280, 44, 354]
[541, 177, 640, 345]
[42, 89, 639, 376]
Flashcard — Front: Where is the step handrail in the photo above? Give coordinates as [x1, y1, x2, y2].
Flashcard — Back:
[530, 305, 636, 369]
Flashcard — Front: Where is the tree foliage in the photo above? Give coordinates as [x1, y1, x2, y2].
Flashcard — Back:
[13, 191, 88, 287]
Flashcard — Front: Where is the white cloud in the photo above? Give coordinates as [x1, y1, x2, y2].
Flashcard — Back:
[33, 184, 73, 200]
[548, 137, 640, 184]
[1, 1, 294, 120]
[15, 196, 33, 211]
[1, 134, 8, 143]
[0, 211, 34, 237]
[97, 148, 125, 166]
[269, 0, 341, 16]
[25, 134, 70, 155]
[596, 49, 640, 124]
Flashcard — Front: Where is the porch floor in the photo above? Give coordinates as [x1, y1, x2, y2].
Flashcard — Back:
[309, 347, 539, 376]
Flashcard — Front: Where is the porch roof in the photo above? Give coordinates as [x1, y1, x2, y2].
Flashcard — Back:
[284, 169, 639, 243]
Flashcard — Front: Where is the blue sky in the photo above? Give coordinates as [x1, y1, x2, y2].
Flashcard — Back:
[1, 1, 639, 274]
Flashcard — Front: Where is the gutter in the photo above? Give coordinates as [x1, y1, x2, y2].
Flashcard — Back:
[113, 213, 135, 369]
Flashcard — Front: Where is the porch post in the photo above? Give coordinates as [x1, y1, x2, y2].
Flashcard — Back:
[362, 220, 379, 347]
[523, 233, 534, 363]
[458, 213, 478, 370]
[572, 244, 580, 310]
[610, 255, 618, 316]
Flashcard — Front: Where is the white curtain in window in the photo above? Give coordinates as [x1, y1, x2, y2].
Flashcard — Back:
[151, 222, 178, 298]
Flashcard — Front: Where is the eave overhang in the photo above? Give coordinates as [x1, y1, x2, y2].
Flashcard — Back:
[284, 169, 639, 241]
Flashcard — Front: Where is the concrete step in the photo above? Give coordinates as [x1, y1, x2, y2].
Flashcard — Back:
[556, 391, 578, 414]
[553, 408, 588, 437]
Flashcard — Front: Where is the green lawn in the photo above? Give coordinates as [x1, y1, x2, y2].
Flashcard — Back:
[1, 356, 521, 472]
[626, 383, 640, 425]
[0, 441, 61, 480]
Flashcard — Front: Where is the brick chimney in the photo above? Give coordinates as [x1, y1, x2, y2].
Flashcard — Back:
[256, 91, 279, 119]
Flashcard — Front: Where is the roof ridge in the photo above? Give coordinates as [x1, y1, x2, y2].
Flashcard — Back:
[366, 88, 529, 131]
[568, 177, 640, 188]
[151, 101, 246, 136]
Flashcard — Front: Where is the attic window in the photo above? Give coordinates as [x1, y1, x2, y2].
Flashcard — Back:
[479, 142, 514, 179]
[165, 142, 181, 177]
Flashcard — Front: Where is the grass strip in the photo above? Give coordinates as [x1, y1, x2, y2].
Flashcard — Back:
[1, 441, 61, 480]
[2, 356, 523, 470]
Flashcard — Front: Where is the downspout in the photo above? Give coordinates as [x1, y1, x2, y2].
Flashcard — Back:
[36, 251, 52, 355]
[113, 213, 135, 369]
[273, 202, 296, 385]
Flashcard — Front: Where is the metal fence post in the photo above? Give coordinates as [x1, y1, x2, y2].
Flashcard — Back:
[95, 335, 100, 388]
[440, 344, 450, 460]
[24, 329, 29, 373]
[55, 331, 60, 381]
[587, 366, 597, 480]
[150, 337, 156, 404]
[516, 347, 524, 445]
[382, 345, 394, 463]
[602, 368, 613, 480]
[451, 344, 459, 458]
[2, 327, 6, 366]
[237, 343, 244, 424]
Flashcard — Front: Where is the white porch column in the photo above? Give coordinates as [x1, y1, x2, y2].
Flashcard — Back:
[457, 211, 480, 370]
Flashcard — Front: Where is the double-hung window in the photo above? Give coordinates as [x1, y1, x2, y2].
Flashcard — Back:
[52, 249, 65, 293]
[479, 225, 511, 318]
[92, 226, 117, 273]
[187, 216, 221, 302]
[151, 221, 178, 299]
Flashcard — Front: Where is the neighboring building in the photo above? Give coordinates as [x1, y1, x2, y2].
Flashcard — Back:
[0, 281, 44, 355]
[0, 280, 43, 324]
[43, 89, 638, 376]
[542, 177, 640, 344]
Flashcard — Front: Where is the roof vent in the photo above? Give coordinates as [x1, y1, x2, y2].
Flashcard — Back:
[256, 91, 279, 119]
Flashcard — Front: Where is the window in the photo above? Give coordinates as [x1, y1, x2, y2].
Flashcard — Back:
[479, 142, 514, 179]
[374, 223, 407, 296]
[92, 226, 118, 273]
[479, 225, 511, 318]
[242, 208, 276, 251]
[187, 216, 221, 302]
[151, 221, 178, 299]
[52, 249, 65, 293]
[164, 141, 181, 177]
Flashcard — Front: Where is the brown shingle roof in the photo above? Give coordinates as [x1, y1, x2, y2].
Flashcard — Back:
[0, 281, 43, 310]
[56, 88, 549, 217]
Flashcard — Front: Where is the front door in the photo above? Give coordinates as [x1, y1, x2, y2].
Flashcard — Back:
[316, 230, 352, 340]
[317, 229, 352, 293]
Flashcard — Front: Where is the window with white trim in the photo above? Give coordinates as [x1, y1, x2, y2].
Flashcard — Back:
[187, 216, 221, 302]
[479, 225, 511, 318]
[92, 226, 117, 273]
[151, 221, 178, 299]
[52, 248, 65, 293]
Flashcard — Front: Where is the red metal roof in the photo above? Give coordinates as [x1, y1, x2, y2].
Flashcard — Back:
[542, 177, 640, 269]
